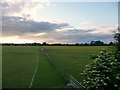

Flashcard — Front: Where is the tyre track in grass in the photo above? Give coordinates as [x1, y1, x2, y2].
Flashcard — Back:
[31, 47, 67, 88]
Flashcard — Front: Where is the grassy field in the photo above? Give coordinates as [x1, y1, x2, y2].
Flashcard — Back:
[2, 46, 38, 88]
[2, 46, 66, 88]
[43, 46, 108, 82]
[2, 46, 108, 88]
[32, 49, 67, 88]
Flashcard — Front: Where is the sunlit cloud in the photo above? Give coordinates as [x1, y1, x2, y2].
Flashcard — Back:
[22, 32, 46, 37]
[1, 0, 53, 21]
[89, 25, 118, 34]
[0, 36, 33, 43]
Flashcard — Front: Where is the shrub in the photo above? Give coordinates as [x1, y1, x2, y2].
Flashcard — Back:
[81, 50, 120, 90]
[114, 32, 120, 53]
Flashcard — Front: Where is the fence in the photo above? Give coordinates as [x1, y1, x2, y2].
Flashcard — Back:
[67, 74, 85, 88]
[41, 47, 85, 88]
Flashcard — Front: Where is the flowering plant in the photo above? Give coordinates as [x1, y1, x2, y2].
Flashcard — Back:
[81, 49, 120, 90]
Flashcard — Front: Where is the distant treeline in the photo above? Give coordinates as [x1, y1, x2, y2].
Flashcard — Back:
[1, 40, 114, 46]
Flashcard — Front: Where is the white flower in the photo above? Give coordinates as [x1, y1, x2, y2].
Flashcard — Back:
[116, 76, 120, 79]
[106, 77, 110, 80]
[103, 82, 107, 85]
[114, 84, 118, 87]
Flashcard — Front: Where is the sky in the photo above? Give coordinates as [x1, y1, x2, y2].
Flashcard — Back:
[0, 0, 119, 44]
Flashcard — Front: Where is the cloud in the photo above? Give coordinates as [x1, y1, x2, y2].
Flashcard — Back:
[1, 0, 68, 23]
[1, 0, 53, 20]
[90, 25, 118, 34]
[1, 0, 117, 43]
[19, 31, 114, 44]
[17, 26, 115, 43]
[1, 0, 25, 16]
[2, 16, 69, 36]
[53, 29, 114, 43]
[1, 15, 117, 43]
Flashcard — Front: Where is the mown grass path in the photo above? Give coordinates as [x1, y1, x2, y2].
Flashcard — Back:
[31, 47, 67, 88]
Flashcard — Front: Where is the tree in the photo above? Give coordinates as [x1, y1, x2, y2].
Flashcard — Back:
[90, 41, 96, 46]
[90, 40, 104, 46]
[109, 42, 114, 46]
[75, 43, 79, 46]
[42, 42, 47, 46]
[32, 42, 37, 46]
[84, 43, 88, 46]
[95, 41, 104, 46]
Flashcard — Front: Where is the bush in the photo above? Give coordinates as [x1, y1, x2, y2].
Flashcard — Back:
[81, 50, 120, 90]
[114, 32, 120, 53]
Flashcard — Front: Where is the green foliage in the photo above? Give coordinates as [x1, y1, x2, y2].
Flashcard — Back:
[90, 41, 104, 46]
[114, 32, 120, 53]
[81, 50, 120, 90]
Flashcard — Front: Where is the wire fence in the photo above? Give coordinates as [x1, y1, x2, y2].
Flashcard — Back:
[67, 74, 85, 88]
[41, 47, 85, 88]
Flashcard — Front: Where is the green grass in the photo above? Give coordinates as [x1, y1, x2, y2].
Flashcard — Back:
[2, 46, 109, 88]
[43, 46, 108, 82]
[2, 46, 67, 88]
[32, 48, 67, 88]
[2, 46, 38, 88]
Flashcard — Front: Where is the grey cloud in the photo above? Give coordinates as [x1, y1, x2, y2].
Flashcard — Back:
[19, 28, 113, 43]
[67, 29, 95, 34]
[2, 16, 69, 36]
[1, 1, 51, 17]
[1, 1, 25, 16]
[62, 34, 113, 43]
[52, 31, 113, 43]
[1, 15, 115, 43]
